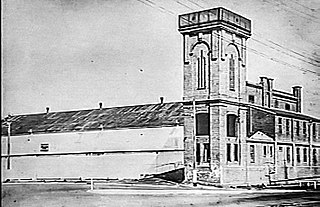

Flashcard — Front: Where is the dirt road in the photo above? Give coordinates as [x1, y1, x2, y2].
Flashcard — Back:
[2, 183, 320, 207]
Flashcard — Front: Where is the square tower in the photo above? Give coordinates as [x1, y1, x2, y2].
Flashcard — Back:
[178, 7, 251, 101]
[179, 8, 252, 184]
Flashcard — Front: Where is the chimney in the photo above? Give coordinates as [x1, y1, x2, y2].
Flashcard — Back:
[292, 86, 302, 112]
[99, 102, 103, 109]
[160, 97, 164, 104]
[46, 107, 50, 114]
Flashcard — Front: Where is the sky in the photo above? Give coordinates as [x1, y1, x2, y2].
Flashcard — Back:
[2, 0, 320, 118]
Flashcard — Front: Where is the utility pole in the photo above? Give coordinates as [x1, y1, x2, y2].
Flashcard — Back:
[192, 98, 197, 186]
[7, 122, 11, 170]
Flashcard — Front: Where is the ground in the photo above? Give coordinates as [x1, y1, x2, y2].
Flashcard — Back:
[1, 180, 320, 207]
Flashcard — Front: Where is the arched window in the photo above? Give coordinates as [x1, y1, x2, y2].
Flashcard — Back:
[196, 113, 209, 136]
[229, 54, 235, 91]
[227, 114, 237, 137]
[197, 50, 206, 89]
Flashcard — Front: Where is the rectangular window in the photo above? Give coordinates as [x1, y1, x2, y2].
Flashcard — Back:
[279, 146, 283, 152]
[248, 95, 255, 104]
[250, 145, 255, 163]
[40, 143, 49, 152]
[234, 144, 239, 162]
[303, 148, 307, 163]
[296, 121, 300, 136]
[296, 148, 301, 163]
[196, 113, 209, 136]
[263, 145, 267, 157]
[227, 114, 237, 137]
[286, 147, 291, 163]
[285, 103, 290, 111]
[229, 54, 235, 91]
[278, 118, 283, 134]
[312, 149, 317, 165]
[274, 99, 279, 108]
[313, 123, 316, 139]
[270, 146, 273, 157]
[303, 122, 307, 138]
[285, 119, 290, 136]
[227, 143, 231, 162]
[196, 143, 201, 164]
[203, 143, 210, 163]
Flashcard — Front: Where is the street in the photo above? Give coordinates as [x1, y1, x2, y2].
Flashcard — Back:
[2, 182, 320, 207]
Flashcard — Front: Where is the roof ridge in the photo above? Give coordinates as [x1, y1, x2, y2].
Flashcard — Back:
[2, 101, 183, 118]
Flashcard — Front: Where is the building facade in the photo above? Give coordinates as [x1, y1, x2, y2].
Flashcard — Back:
[179, 7, 320, 184]
[1, 103, 185, 181]
[1, 7, 320, 184]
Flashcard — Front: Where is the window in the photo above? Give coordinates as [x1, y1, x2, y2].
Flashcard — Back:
[274, 99, 279, 108]
[250, 145, 255, 163]
[286, 147, 291, 163]
[196, 143, 201, 164]
[279, 146, 283, 152]
[196, 142, 210, 165]
[278, 118, 283, 134]
[285, 103, 290, 111]
[263, 145, 267, 157]
[303, 148, 307, 162]
[40, 143, 49, 152]
[270, 146, 273, 157]
[229, 54, 235, 91]
[303, 122, 307, 138]
[234, 144, 239, 162]
[203, 143, 210, 163]
[248, 95, 255, 104]
[197, 50, 206, 89]
[227, 114, 237, 137]
[227, 143, 231, 162]
[196, 113, 209, 136]
[312, 123, 316, 139]
[296, 121, 300, 136]
[285, 119, 290, 136]
[313, 149, 317, 165]
[296, 148, 301, 163]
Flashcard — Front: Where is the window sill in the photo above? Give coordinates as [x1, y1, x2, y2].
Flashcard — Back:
[197, 163, 210, 167]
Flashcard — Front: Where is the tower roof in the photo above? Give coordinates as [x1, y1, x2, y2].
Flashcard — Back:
[178, 7, 251, 37]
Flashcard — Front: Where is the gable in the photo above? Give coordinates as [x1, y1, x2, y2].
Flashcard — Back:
[248, 131, 274, 141]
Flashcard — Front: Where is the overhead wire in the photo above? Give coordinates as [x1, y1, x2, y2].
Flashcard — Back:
[253, 32, 320, 62]
[263, 0, 320, 24]
[279, 0, 320, 20]
[135, 0, 319, 76]
[291, 0, 319, 13]
[188, 0, 320, 67]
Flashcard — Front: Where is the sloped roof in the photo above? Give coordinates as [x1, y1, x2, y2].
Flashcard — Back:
[1, 102, 184, 136]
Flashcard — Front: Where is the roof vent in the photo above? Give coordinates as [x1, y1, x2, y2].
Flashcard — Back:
[99, 102, 103, 109]
[160, 97, 164, 104]
[46, 107, 50, 114]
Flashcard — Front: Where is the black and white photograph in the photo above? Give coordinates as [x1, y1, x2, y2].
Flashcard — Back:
[1, 0, 320, 206]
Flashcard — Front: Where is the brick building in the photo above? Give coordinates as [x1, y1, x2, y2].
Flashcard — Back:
[179, 7, 320, 184]
[1, 7, 320, 184]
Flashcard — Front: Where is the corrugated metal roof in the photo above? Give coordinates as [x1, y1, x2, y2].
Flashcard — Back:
[1, 102, 184, 136]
